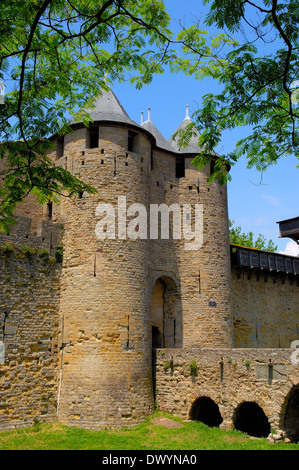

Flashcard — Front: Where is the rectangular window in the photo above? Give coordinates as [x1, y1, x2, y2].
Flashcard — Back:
[128, 131, 137, 152]
[89, 127, 98, 148]
[176, 157, 185, 178]
[47, 201, 53, 219]
[210, 158, 216, 175]
[56, 136, 64, 158]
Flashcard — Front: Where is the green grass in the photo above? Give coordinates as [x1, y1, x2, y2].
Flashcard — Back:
[0, 411, 298, 450]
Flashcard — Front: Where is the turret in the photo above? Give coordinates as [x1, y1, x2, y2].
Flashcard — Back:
[55, 89, 155, 429]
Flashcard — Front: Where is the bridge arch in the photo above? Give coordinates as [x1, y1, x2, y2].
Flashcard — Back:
[189, 396, 223, 427]
[281, 385, 299, 442]
[232, 401, 270, 438]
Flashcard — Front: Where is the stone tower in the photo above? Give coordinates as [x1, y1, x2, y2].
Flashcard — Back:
[50, 88, 233, 429]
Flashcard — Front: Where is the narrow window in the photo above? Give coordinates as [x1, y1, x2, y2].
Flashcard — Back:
[210, 158, 216, 175]
[0, 312, 8, 342]
[88, 127, 98, 148]
[128, 131, 137, 152]
[176, 157, 185, 178]
[56, 136, 64, 158]
[47, 201, 53, 219]
[127, 315, 130, 349]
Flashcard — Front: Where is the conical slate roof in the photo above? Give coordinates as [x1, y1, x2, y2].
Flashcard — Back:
[168, 106, 204, 154]
[67, 89, 217, 157]
[141, 108, 174, 152]
[69, 88, 139, 127]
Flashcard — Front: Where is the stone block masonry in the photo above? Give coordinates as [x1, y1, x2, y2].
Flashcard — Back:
[0, 249, 61, 430]
[231, 268, 299, 348]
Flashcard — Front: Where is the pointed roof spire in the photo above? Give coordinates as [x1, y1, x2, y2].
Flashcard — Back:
[185, 104, 189, 119]
[168, 105, 202, 154]
[168, 105, 218, 156]
[141, 106, 173, 152]
[141, 111, 144, 125]
[69, 87, 138, 127]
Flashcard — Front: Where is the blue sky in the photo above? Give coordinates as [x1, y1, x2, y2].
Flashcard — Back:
[111, 0, 299, 255]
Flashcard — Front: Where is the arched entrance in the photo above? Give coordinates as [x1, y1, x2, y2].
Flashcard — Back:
[233, 401, 270, 438]
[151, 276, 181, 349]
[282, 386, 299, 442]
[189, 396, 223, 427]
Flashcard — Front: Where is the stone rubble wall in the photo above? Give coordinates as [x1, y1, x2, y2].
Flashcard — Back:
[155, 347, 299, 432]
[0, 216, 63, 258]
[0, 251, 61, 430]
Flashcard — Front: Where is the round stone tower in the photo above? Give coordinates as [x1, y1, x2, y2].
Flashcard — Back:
[142, 105, 233, 350]
[55, 89, 155, 429]
[51, 88, 233, 430]
[166, 108, 234, 349]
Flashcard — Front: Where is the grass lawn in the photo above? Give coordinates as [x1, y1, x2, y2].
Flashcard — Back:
[0, 411, 298, 450]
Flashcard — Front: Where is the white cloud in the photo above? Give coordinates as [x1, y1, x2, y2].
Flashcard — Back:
[279, 240, 299, 257]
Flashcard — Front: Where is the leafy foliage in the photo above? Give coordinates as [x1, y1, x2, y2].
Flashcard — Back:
[175, 0, 299, 183]
[0, 0, 177, 232]
[1, 0, 297, 231]
[229, 219, 278, 252]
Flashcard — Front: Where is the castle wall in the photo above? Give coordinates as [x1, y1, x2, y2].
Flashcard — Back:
[154, 347, 299, 434]
[0, 216, 63, 258]
[0, 155, 45, 235]
[231, 268, 299, 348]
[1, 95, 297, 435]
[0, 249, 61, 430]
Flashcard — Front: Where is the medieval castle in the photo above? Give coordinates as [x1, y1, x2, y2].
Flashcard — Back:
[0, 88, 299, 442]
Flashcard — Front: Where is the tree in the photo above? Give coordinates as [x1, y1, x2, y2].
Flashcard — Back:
[0, 0, 177, 232]
[229, 219, 278, 252]
[2, 1, 297, 232]
[175, 0, 299, 184]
